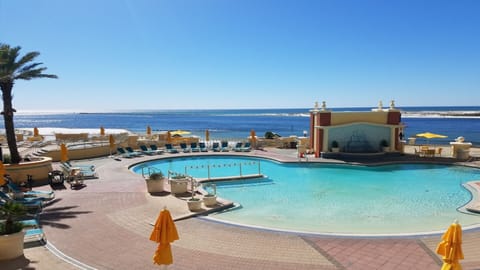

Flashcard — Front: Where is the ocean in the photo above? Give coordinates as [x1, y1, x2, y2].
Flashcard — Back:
[4, 106, 480, 146]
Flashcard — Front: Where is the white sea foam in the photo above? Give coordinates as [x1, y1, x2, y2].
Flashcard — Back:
[16, 127, 131, 136]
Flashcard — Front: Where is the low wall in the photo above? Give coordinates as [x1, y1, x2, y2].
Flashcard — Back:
[43, 145, 112, 162]
[5, 157, 53, 183]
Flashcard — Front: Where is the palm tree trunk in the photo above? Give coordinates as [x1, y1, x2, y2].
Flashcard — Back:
[1, 82, 21, 164]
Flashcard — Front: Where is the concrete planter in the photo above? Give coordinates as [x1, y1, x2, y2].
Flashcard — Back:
[170, 178, 189, 195]
[0, 231, 25, 260]
[187, 199, 203, 211]
[146, 179, 166, 193]
[331, 148, 340, 153]
[203, 195, 217, 207]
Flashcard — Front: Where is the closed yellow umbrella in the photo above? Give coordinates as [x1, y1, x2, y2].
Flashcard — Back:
[100, 126, 105, 136]
[147, 125, 152, 136]
[60, 143, 69, 162]
[109, 134, 115, 149]
[33, 127, 39, 137]
[436, 221, 464, 270]
[150, 208, 179, 265]
[167, 131, 172, 143]
[205, 130, 210, 141]
[0, 161, 7, 186]
[250, 129, 256, 145]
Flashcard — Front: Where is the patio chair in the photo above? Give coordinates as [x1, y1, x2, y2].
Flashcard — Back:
[116, 147, 135, 158]
[0, 192, 44, 211]
[60, 162, 97, 179]
[180, 143, 191, 153]
[139, 145, 156, 155]
[241, 142, 251, 152]
[199, 142, 208, 152]
[149, 144, 165, 154]
[233, 142, 243, 152]
[165, 144, 179, 153]
[125, 147, 143, 157]
[24, 228, 46, 245]
[221, 141, 230, 152]
[6, 182, 55, 200]
[190, 142, 200, 152]
[212, 142, 220, 152]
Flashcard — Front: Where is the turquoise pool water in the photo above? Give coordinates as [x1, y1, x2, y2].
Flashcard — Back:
[132, 156, 480, 235]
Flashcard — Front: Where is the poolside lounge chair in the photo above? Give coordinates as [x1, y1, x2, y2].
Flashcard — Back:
[241, 142, 251, 152]
[125, 147, 143, 157]
[116, 147, 135, 158]
[0, 192, 44, 211]
[212, 142, 220, 152]
[24, 228, 46, 245]
[0, 191, 46, 204]
[6, 182, 55, 200]
[149, 144, 164, 155]
[180, 143, 191, 153]
[199, 142, 208, 152]
[221, 141, 230, 152]
[60, 162, 97, 179]
[64, 161, 95, 171]
[165, 144, 179, 153]
[190, 142, 200, 152]
[233, 142, 243, 152]
[139, 145, 156, 155]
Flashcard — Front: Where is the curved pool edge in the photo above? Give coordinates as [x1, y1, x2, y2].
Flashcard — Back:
[127, 152, 480, 237]
[461, 181, 480, 214]
[199, 214, 480, 239]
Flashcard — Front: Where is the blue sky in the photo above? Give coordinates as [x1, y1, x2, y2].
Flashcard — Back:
[1, 0, 479, 112]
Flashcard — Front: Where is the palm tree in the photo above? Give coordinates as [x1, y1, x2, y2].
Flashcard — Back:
[0, 44, 57, 164]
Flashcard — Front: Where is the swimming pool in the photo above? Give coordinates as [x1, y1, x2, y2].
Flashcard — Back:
[132, 156, 480, 235]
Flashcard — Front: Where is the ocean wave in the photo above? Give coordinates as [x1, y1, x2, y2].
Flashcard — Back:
[218, 113, 310, 117]
[401, 111, 480, 118]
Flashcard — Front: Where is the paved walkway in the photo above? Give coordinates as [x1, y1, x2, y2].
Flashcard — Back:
[2, 146, 480, 269]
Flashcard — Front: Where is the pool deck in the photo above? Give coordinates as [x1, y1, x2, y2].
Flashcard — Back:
[2, 145, 480, 269]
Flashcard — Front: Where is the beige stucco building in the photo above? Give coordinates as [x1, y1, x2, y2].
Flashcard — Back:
[309, 101, 404, 157]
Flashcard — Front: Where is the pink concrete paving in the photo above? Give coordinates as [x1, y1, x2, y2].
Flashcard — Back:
[1, 147, 480, 270]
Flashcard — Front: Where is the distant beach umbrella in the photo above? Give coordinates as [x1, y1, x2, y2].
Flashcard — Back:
[100, 126, 105, 136]
[170, 130, 191, 136]
[150, 208, 179, 265]
[205, 130, 210, 141]
[147, 125, 152, 136]
[60, 143, 69, 162]
[167, 131, 172, 143]
[33, 127, 39, 137]
[416, 132, 447, 145]
[436, 220, 464, 270]
[0, 161, 6, 186]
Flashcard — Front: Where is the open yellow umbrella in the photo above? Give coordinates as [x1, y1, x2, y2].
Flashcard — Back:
[60, 143, 69, 162]
[436, 221, 464, 270]
[170, 130, 191, 136]
[205, 130, 210, 141]
[147, 125, 152, 136]
[416, 132, 448, 139]
[33, 127, 39, 137]
[150, 208, 179, 265]
[0, 161, 7, 186]
[100, 126, 105, 136]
